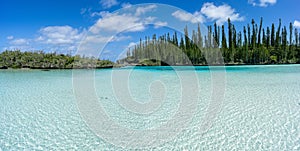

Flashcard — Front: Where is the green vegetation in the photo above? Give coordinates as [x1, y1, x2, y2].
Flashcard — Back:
[122, 18, 300, 65]
[0, 50, 114, 69]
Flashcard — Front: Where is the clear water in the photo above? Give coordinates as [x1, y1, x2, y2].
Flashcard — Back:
[0, 65, 300, 150]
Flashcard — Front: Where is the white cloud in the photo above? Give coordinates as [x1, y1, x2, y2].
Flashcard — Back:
[6, 38, 32, 51]
[248, 0, 277, 7]
[154, 21, 168, 28]
[7, 36, 14, 40]
[201, 3, 244, 25]
[99, 0, 119, 9]
[90, 12, 149, 34]
[81, 35, 131, 44]
[121, 3, 132, 9]
[135, 5, 157, 16]
[172, 10, 205, 24]
[10, 38, 28, 45]
[89, 11, 166, 34]
[111, 35, 132, 42]
[91, 11, 110, 17]
[37, 26, 85, 45]
[172, 3, 243, 25]
[5, 26, 87, 52]
[78, 5, 169, 56]
[294, 20, 300, 28]
[83, 35, 112, 43]
[101, 49, 114, 56]
[260, 0, 277, 6]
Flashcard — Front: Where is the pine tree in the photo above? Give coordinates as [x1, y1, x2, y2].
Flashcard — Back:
[196, 24, 203, 63]
[179, 35, 185, 49]
[173, 31, 178, 46]
[258, 17, 263, 47]
[248, 24, 251, 47]
[289, 22, 293, 54]
[271, 23, 275, 47]
[251, 19, 257, 63]
[228, 18, 233, 62]
[221, 25, 228, 62]
[243, 26, 249, 63]
[167, 32, 171, 43]
[214, 22, 220, 47]
[262, 28, 267, 62]
[208, 25, 212, 48]
[232, 25, 237, 62]
[183, 26, 191, 63]
[295, 28, 299, 48]
[275, 19, 282, 62]
[251, 19, 256, 50]
[197, 24, 203, 49]
[184, 26, 190, 48]
[262, 29, 266, 46]
[266, 27, 270, 49]
[282, 26, 287, 62]
[236, 31, 242, 62]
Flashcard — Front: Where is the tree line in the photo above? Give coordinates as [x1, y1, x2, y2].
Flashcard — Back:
[122, 18, 300, 65]
[0, 50, 114, 69]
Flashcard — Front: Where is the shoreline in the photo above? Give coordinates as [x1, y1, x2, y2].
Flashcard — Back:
[1, 63, 300, 70]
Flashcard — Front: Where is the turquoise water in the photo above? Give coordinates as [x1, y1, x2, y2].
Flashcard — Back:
[0, 65, 300, 150]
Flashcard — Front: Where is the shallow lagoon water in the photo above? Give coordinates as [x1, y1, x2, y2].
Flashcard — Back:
[0, 65, 300, 150]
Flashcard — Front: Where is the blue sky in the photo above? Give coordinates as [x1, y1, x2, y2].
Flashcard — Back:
[1, 0, 299, 60]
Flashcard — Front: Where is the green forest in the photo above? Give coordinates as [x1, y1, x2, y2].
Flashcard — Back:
[120, 18, 300, 66]
[0, 50, 114, 69]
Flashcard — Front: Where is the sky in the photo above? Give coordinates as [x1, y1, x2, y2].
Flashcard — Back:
[1, 0, 299, 60]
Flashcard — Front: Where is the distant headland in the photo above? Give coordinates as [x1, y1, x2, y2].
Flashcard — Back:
[0, 50, 115, 69]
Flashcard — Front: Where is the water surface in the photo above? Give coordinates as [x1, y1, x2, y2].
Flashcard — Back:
[0, 65, 300, 150]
